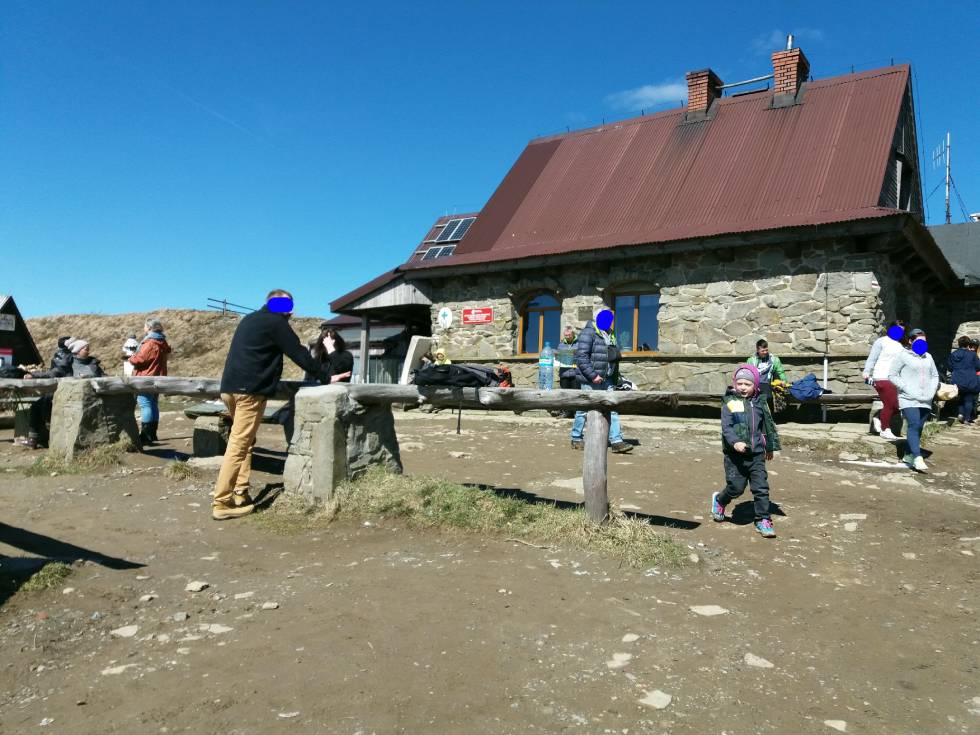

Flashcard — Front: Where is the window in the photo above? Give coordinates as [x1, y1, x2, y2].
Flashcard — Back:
[519, 293, 561, 354]
[613, 293, 660, 352]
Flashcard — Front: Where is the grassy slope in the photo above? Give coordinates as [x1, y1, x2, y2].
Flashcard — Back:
[25, 309, 327, 379]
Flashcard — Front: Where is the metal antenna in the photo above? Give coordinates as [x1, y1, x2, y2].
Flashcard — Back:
[932, 132, 952, 224]
[945, 132, 951, 225]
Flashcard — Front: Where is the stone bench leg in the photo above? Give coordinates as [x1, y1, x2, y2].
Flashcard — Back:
[193, 415, 230, 457]
[48, 379, 140, 460]
[283, 385, 402, 503]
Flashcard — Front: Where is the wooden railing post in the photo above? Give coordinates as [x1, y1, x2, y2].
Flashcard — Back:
[582, 409, 609, 524]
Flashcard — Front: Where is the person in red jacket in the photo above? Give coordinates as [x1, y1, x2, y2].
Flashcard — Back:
[128, 317, 172, 445]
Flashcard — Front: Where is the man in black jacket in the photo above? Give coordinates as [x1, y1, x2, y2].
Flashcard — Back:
[212, 290, 331, 520]
[18, 337, 73, 447]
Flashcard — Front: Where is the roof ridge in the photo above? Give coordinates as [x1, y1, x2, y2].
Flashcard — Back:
[531, 64, 909, 144]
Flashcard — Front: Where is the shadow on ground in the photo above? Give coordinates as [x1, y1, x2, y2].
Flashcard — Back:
[463, 483, 701, 530]
[0, 522, 144, 606]
[730, 500, 786, 525]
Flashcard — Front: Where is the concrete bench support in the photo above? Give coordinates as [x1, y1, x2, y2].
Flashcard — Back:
[193, 416, 230, 457]
[283, 385, 402, 503]
[48, 379, 140, 460]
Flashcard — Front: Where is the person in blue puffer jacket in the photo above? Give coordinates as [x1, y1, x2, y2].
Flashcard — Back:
[569, 306, 632, 454]
[947, 335, 980, 425]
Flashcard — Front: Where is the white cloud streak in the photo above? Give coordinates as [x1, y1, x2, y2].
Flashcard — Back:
[751, 28, 824, 56]
[605, 80, 688, 112]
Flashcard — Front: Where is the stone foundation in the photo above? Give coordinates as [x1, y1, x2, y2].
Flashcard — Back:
[283, 385, 402, 503]
[48, 380, 140, 460]
[462, 355, 868, 394]
[193, 416, 229, 457]
[410, 235, 980, 385]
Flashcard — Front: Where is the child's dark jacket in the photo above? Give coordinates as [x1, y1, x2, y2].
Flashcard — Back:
[720, 388, 781, 453]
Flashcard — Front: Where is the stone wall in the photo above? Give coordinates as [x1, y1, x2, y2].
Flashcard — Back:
[48, 379, 140, 460]
[419, 238, 900, 392]
[939, 294, 980, 347]
[459, 355, 867, 394]
[283, 385, 402, 503]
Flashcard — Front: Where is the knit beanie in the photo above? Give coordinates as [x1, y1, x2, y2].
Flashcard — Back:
[68, 339, 90, 355]
[731, 363, 761, 395]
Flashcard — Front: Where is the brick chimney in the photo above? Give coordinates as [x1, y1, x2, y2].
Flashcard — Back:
[685, 69, 723, 112]
[771, 47, 810, 97]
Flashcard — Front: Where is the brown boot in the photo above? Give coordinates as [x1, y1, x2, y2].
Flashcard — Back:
[212, 502, 254, 521]
[232, 489, 253, 507]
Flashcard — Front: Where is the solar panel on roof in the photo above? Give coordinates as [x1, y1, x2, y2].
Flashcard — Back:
[450, 217, 474, 241]
[437, 245, 456, 257]
[421, 247, 441, 261]
[436, 219, 462, 242]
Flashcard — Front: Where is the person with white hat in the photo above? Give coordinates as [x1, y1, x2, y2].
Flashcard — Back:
[21, 338, 104, 448]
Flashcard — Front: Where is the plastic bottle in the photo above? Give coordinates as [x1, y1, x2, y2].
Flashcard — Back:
[538, 342, 555, 390]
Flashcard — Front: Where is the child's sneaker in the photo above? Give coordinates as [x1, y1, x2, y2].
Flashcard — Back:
[710, 492, 726, 522]
[755, 519, 776, 538]
[912, 456, 928, 472]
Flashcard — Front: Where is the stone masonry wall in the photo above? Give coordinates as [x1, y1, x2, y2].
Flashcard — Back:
[284, 385, 402, 503]
[420, 238, 900, 392]
[459, 356, 867, 394]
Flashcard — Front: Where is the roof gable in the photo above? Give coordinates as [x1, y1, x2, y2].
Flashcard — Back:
[405, 65, 911, 270]
[0, 295, 43, 367]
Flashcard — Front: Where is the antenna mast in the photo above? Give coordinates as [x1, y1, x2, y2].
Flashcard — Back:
[944, 131, 951, 225]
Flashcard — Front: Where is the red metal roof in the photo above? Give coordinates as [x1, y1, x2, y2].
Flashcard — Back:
[403, 65, 911, 271]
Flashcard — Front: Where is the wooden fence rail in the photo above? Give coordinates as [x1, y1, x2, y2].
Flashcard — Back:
[0, 377, 876, 406]
[0, 377, 877, 524]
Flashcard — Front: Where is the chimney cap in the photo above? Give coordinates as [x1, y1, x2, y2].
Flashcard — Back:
[686, 68, 723, 83]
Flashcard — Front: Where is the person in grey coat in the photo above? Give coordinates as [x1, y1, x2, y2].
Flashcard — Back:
[887, 328, 939, 471]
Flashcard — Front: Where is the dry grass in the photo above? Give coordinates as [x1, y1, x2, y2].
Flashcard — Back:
[26, 309, 327, 379]
[19, 562, 73, 592]
[253, 467, 686, 569]
[23, 439, 132, 476]
[163, 460, 200, 481]
[921, 419, 949, 444]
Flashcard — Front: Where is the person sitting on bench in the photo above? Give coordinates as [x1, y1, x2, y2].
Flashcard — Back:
[21, 339, 104, 448]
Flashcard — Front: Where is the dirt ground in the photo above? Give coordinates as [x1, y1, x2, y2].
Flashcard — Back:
[1, 408, 978, 735]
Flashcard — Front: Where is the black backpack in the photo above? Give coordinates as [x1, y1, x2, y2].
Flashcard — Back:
[413, 363, 501, 388]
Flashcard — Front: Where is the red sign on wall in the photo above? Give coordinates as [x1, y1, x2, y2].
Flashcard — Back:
[462, 307, 494, 325]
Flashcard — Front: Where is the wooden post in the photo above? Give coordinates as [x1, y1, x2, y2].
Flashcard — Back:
[582, 409, 609, 524]
[358, 315, 370, 384]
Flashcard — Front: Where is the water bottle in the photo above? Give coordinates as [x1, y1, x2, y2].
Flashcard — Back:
[538, 342, 555, 390]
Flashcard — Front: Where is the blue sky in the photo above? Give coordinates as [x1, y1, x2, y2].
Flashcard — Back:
[2, 1, 977, 318]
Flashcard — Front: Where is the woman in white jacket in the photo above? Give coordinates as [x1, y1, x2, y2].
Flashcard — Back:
[888, 328, 939, 471]
[863, 320, 906, 440]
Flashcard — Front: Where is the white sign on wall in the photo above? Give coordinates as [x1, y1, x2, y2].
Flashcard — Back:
[0, 314, 15, 332]
[437, 307, 453, 329]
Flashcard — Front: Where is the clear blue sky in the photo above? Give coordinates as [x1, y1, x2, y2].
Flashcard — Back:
[3, 1, 977, 318]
